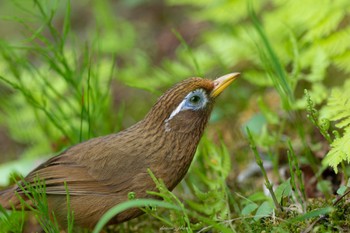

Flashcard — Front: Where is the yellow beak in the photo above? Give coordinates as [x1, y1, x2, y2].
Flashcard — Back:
[210, 73, 240, 98]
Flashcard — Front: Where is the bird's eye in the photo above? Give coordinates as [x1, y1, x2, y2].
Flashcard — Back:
[189, 95, 201, 104]
[165, 88, 208, 123]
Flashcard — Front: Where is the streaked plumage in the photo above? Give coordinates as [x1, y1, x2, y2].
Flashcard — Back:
[0, 73, 239, 229]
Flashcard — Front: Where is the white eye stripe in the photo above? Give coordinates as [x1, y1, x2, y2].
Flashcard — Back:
[167, 99, 186, 121]
[165, 88, 208, 123]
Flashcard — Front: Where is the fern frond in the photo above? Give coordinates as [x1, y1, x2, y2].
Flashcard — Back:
[321, 84, 350, 129]
[322, 130, 350, 173]
[303, 9, 344, 41]
[321, 79, 350, 172]
[317, 27, 350, 57]
[333, 50, 350, 74]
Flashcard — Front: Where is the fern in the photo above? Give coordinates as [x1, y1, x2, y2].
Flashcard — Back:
[321, 79, 350, 173]
[0, 0, 116, 159]
[166, 0, 350, 100]
[183, 137, 235, 231]
[334, 50, 350, 74]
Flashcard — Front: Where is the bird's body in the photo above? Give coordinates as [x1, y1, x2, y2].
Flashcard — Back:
[0, 73, 239, 229]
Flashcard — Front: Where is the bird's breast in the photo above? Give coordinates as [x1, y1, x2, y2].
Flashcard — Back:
[147, 131, 201, 191]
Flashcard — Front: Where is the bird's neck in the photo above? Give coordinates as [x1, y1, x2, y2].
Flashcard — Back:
[127, 109, 210, 191]
[139, 118, 207, 191]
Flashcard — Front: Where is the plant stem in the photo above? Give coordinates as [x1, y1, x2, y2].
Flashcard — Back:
[246, 127, 283, 212]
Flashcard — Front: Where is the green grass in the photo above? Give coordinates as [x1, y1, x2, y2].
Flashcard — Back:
[1, 0, 350, 232]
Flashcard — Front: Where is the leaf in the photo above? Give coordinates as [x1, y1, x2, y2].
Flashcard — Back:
[246, 192, 270, 203]
[287, 207, 333, 223]
[321, 79, 350, 172]
[336, 185, 347, 195]
[274, 178, 292, 203]
[241, 203, 259, 216]
[254, 201, 274, 221]
[93, 199, 182, 233]
[322, 130, 350, 173]
[334, 50, 350, 73]
[303, 9, 344, 41]
[304, 49, 329, 82]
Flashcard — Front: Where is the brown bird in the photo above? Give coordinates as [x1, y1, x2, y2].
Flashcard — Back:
[0, 73, 239, 229]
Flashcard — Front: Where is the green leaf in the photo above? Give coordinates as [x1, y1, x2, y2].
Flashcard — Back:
[241, 203, 259, 216]
[274, 178, 292, 203]
[322, 132, 350, 173]
[287, 207, 333, 223]
[254, 201, 274, 221]
[246, 192, 270, 203]
[336, 185, 347, 195]
[93, 199, 182, 233]
[321, 79, 350, 172]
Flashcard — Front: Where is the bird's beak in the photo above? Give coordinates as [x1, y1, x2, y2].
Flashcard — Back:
[210, 72, 240, 98]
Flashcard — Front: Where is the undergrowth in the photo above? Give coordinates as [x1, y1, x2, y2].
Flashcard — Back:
[1, 0, 350, 232]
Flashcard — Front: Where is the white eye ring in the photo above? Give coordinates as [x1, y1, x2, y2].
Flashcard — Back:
[166, 88, 208, 122]
[164, 88, 208, 132]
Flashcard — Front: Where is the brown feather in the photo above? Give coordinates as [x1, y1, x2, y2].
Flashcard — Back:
[0, 76, 234, 229]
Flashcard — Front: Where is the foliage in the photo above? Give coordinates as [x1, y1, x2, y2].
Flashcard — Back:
[1, 0, 350, 232]
[0, 0, 116, 160]
[184, 138, 235, 231]
[320, 80, 350, 173]
[0, 205, 24, 233]
[0, 176, 74, 233]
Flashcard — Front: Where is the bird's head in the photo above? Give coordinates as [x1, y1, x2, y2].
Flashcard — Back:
[143, 73, 239, 134]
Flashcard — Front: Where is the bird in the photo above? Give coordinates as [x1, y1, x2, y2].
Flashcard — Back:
[0, 73, 239, 229]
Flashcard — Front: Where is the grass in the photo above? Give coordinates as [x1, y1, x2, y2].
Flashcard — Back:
[1, 0, 350, 232]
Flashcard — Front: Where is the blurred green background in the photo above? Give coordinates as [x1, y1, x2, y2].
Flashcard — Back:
[0, 0, 349, 197]
[1, 0, 350, 231]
